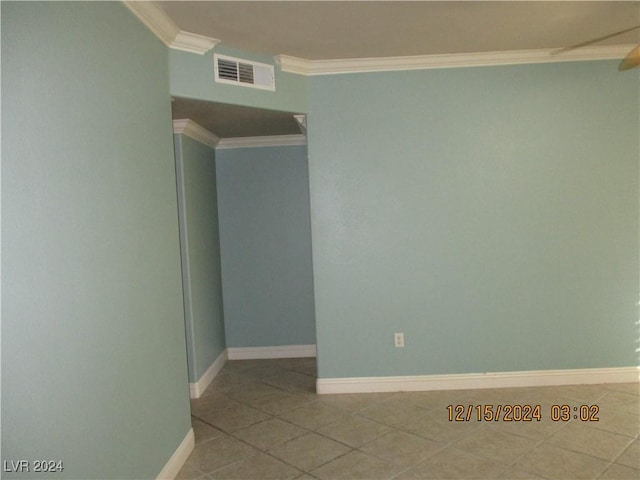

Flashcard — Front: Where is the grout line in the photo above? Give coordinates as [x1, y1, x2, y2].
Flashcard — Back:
[193, 364, 360, 475]
[189, 360, 639, 479]
[202, 405, 359, 476]
[609, 438, 640, 469]
[545, 422, 637, 464]
[195, 415, 308, 476]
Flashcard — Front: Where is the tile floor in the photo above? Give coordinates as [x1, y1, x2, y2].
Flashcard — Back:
[178, 358, 639, 480]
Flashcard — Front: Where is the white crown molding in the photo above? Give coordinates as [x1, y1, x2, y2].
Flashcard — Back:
[173, 119, 220, 149]
[293, 114, 307, 134]
[227, 344, 317, 360]
[173, 120, 305, 150]
[189, 350, 227, 399]
[216, 134, 307, 150]
[316, 366, 639, 394]
[276, 44, 636, 76]
[122, 0, 178, 47]
[274, 55, 313, 75]
[171, 30, 220, 55]
[122, 1, 219, 54]
[155, 428, 194, 480]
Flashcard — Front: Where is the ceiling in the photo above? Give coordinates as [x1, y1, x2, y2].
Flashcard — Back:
[171, 97, 302, 138]
[158, 1, 639, 60]
[165, 1, 639, 139]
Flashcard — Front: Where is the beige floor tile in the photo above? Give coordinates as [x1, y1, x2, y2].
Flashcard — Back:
[548, 423, 634, 461]
[317, 414, 390, 447]
[274, 357, 317, 376]
[476, 386, 559, 405]
[317, 392, 397, 413]
[248, 390, 317, 416]
[359, 429, 444, 467]
[204, 372, 258, 394]
[198, 403, 271, 433]
[498, 466, 546, 479]
[220, 359, 269, 373]
[241, 363, 290, 379]
[373, 391, 435, 409]
[598, 463, 640, 480]
[192, 417, 224, 444]
[396, 447, 507, 479]
[264, 370, 316, 393]
[474, 388, 553, 406]
[413, 386, 552, 410]
[535, 384, 609, 404]
[278, 402, 349, 430]
[410, 389, 489, 409]
[453, 426, 539, 465]
[401, 409, 483, 443]
[605, 383, 640, 396]
[513, 444, 609, 480]
[175, 462, 205, 480]
[186, 434, 259, 474]
[232, 418, 307, 451]
[191, 393, 243, 417]
[482, 414, 566, 440]
[614, 439, 640, 469]
[268, 432, 351, 471]
[208, 451, 302, 479]
[310, 450, 403, 480]
[224, 382, 285, 404]
[598, 391, 640, 417]
[182, 359, 636, 480]
[358, 401, 430, 429]
[586, 409, 639, 438]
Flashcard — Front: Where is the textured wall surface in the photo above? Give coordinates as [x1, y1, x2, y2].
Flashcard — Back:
[2, 3, 191, 477]
[216, 145, 316, 348]
[175, 135, 226, 383]
[307, 60, 639, 378]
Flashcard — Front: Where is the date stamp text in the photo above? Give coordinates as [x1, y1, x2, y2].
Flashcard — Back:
[447, 404, 599, 422]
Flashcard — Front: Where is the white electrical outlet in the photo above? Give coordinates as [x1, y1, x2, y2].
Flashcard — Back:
[394, 332, 405, 348]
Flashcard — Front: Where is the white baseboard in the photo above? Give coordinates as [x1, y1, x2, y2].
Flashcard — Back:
[156, 428, 194, 480]
[189, 350, 227, 399]
[227, 344, 317, 360]
[316, 367, 639, 395]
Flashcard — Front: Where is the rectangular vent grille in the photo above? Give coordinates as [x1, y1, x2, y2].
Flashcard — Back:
[214, 54, 275, 91]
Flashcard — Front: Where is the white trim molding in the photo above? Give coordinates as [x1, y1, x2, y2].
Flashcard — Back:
[172, 31, 221, 55]
[293, 115, 307, 134]
[155, 428, 194, 480]
[216, 134, 307, 150]
[316, 366, 639, 395]
[173, 121, 305, 150]
[275, 44, 636, 76]
[227, 344, 317, 360]
[189, 350, 228, 399]
[123, 1, 220, 54]
[173, 119, 220, 149]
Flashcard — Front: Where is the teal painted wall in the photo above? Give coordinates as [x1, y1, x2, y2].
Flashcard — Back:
[307, 61, 639, 378]
[174, 134, 226, 382]
[216, 145, 316, 347]
[169, 45, 308, 113]
[2, 2, 191, 478]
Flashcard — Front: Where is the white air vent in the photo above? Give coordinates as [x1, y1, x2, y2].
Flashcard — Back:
[214, 54, 275, 91]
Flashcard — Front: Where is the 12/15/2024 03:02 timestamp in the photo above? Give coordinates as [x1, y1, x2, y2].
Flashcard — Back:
[447, 404, 599, 422]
